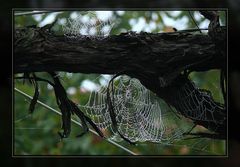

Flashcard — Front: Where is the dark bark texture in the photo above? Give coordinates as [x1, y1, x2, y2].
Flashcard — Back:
[15, 27, 225, 75]
[14, 24, 227, 139]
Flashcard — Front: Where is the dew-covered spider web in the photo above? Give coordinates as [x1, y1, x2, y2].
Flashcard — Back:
[78, 75, 194, 143]
[14, 72, 226, 154]
[76, 73, 225, 154]
[171, 77, 226, 133]
[62, 11, 115, 39]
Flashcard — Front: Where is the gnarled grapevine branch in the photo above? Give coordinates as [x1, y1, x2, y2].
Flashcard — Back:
[14, 24, 226, 139]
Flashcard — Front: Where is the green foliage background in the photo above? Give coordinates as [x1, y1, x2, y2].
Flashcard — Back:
[14, 11, 226, 155]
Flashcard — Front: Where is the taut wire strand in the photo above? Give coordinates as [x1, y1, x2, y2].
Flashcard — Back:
[14, 87, 138, 155]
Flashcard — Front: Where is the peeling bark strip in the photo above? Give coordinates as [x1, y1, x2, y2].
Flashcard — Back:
[14, 25, 226, 139]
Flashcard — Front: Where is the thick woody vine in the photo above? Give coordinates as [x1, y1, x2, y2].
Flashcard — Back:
[14, 11, 227, 142]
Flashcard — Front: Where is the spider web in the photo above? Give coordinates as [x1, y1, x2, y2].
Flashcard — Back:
[77, 74, 225, 154]
[62, 11, 115, 39]
[176, 82, 224, 123]
[78, 75, 194, 143]
[170, 72, 226, 134]
[14, 73, 226, 155]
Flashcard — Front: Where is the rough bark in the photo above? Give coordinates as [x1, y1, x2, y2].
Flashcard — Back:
[14, 25, 227, 139]
[15, 26, 225, 76]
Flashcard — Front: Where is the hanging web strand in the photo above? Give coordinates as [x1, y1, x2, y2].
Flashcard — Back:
[79, 75, 191, 143]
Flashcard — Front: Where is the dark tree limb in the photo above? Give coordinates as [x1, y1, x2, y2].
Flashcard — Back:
[14, 22, 227, 139]
[14, 26, 226, 76]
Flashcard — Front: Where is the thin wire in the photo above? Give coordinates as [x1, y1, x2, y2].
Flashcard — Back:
[14, 11, 62, 16]
[14, 88, 138, 155]
[188, 11, 202, 33]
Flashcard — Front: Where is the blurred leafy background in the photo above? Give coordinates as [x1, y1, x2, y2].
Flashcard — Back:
[14, 10, 226, 155]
